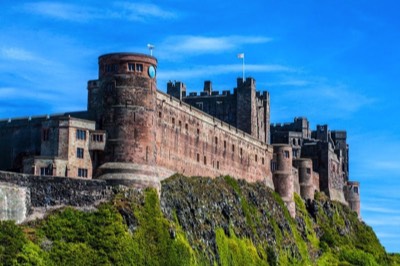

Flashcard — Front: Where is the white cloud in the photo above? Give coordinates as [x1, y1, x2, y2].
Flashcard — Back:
[362, 204, 400, 215]
[364, 216, 400, 226]
[157, 63, 293, 80]
[21, 2, 178, 22]
[154, 35, 272, 60]
[275, 84, 376, 116]
[0, 87, 57, 101]
[22, 2, 95, 22]
[0, 47, 44, 62]
[114, 2, 177, 21]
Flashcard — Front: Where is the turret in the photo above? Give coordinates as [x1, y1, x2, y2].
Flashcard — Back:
[272, 144, 295, 218]
[293, 158, 315, 200]
[93, 53, 162, 190]
[345, 181, 361, 218]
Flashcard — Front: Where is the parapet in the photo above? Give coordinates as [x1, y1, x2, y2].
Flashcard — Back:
[98, 52, 157, 79]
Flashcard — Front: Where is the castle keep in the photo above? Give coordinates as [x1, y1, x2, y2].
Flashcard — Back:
[0, 53, 360, 218]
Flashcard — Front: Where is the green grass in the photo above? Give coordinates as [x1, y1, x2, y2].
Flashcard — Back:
[0, 175, 397, 266]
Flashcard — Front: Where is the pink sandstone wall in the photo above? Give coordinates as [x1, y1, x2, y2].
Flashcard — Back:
[155, 91, 274, 187]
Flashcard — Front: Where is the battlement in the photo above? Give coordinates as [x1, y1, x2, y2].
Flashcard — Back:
[0, 51, 360, 221]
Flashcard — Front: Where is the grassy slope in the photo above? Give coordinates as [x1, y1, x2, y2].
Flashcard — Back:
[0, 174, 397, 265]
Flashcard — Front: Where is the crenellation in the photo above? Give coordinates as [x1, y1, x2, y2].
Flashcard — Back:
[0, 52, 361, 220]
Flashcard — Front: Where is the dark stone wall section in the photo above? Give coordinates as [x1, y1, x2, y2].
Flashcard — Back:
[0, 171, 114, 208]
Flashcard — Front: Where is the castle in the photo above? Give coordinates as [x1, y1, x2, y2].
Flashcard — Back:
[0, 53, 360, 218]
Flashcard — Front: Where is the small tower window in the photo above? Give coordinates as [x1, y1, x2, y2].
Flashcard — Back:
[354, 187, 359, 194]
[42, 128, 50, 141]
[284, 150, 290, 158]
[136, 64, 143, 72]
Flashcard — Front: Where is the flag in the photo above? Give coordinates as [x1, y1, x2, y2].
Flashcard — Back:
[237, 53, 244, 59]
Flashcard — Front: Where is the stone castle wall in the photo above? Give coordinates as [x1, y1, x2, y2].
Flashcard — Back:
[155, 91, 274, 187]
[0, 171, 114, 223]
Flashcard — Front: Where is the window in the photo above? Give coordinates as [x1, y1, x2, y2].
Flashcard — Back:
[159, 111, 162, 118]
[232, 144, 235, 152]
[92, 134, 103, 142]
[262, 157, 265, 165]
[136, 64, 143, 72]
[306, 168, 311, 174]
[106, 64, 118, 73]
[179, 120, 182, 127]
[185, 123, 188, 131]
[240, 148, 243, 157]
[204, 156, 207, 165]
[271, 161, 277, 171]
[78, 168, 88, 178]
[128, 63, 135, 71]
[255, 154, 258, 162]
[224, 140, 227, 149]
[215, 137, 218, 145]
[217, 161, 220, 169]
[197, 153, 200, 162]
[354, 187, 359, 194]
[172, 117, 175, 125]
[40, 167, 51, 176]
[76, 129, 86, 140]
[77, 148, 84, 159]
[284, 150, 290, 158]
[197, 128, 200, 136]
[42, 128, 50, 141]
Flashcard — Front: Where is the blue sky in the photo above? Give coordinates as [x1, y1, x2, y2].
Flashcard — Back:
[1, 1, 399, 252]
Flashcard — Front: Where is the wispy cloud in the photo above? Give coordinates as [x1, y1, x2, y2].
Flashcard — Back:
[362, 204, 400, 215]
[157, 63, 292, 80]
[365, 216, 400, 226]
[21, 2, 178, 22]
[114, 2, 177, 21]
[0, 87, 59, 101]
[160, 35, 271, 55]
[0, 47, 49, 64]
[274, 84, 376, 117]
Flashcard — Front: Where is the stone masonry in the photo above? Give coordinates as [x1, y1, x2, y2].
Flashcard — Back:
[0, 52, 360, 218]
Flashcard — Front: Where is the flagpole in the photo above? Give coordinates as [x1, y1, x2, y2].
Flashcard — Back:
[242, 55, 245, 82]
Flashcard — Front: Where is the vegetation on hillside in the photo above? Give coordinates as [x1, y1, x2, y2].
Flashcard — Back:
[0, 174, 397, 265]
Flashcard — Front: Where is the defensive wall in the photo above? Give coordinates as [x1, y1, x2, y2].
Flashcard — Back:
[88, 53, 275, 190]
[0, 170, 114, 223]
[0, 52, 361, 220]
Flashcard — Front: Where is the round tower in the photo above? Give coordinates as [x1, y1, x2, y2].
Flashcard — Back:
[345, 181, 360, 218]
[94, 53, 165, 190]
[272, 144, 295, 218]
[293, 158, 315, 200]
